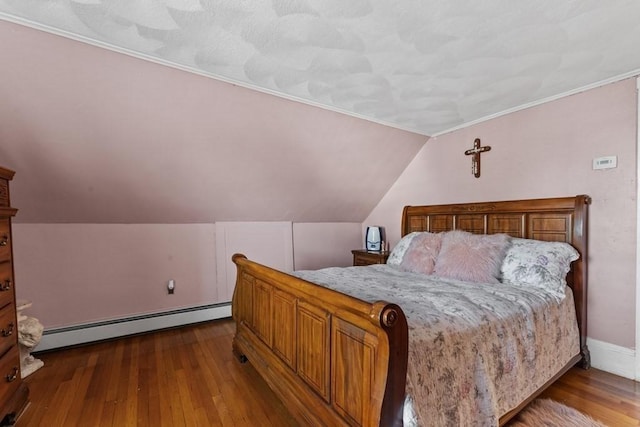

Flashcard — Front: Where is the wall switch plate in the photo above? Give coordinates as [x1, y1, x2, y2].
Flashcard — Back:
[168, 279, 175, 294]
[593, 156, 617, 170]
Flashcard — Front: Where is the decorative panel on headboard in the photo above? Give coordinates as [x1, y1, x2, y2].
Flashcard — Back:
[401, 197, 586, 247]
[528, 213, 572, 242]
[488, 214, 525, 237]
[456, 214, 485, 234]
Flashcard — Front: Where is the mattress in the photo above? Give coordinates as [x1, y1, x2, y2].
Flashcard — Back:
[293, 264, 580, 427]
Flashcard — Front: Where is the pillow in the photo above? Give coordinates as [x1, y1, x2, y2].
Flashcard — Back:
[387, 232, 421, 266]
[398, 232, 442, 274]
[500, 238, 579, 296]
[434, 230, 511, 284]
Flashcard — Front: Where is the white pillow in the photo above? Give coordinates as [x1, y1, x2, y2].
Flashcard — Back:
[500, 238, 579, 297]
[386, 232, 421, 266]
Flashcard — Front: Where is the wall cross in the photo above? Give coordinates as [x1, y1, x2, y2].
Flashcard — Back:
[464, 138, 491, 178]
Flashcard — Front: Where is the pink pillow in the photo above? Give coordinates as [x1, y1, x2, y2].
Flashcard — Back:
[399, 232, 442, 274]
[434, 230, 510, 284]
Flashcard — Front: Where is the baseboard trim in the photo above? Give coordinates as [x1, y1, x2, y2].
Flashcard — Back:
[34, 308, 638, 381]
[587, 337, 637, 380]
[36, 303, 232, 352]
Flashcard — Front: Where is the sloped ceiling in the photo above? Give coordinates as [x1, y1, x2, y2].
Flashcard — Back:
[0, 21, 426, 223]
[2, 2, 640, 225]
[2, 1, 640, 135]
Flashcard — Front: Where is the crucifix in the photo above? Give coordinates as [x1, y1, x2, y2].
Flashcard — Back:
[464, 138, 491, 178]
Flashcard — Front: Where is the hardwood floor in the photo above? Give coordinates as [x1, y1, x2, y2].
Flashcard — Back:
[539, 365, 640, 426]
[17, 318, 640, 426]
[19, 319, 297, 427]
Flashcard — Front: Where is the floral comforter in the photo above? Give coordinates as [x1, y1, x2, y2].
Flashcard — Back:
[293, 264, 579, 427]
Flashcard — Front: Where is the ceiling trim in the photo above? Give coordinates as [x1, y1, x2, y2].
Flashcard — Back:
[3, 13, 640, 139]
[0, 13, 426, 137]
[432, 69, 640, 137]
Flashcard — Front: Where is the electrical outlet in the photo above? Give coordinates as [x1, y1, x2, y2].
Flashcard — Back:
[168, 279, 175, 295]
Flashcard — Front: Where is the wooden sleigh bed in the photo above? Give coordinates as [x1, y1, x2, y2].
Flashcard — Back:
[231, 195, 591, 426]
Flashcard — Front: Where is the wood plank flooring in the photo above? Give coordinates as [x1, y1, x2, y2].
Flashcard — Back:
[18, 318, 640, 426]
[539, 364, 640, 426]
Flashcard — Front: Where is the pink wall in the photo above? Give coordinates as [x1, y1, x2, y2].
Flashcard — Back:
[12, 224, 217, 328]
[12, 222, 363, 329]
[0, 21, 426, 225]
[7, 19, 635, 352]
[215, 221, 294, 302]
[366, 78, 638, 349]
[293, 223, 362, 270]
[0, 20, 425, 333]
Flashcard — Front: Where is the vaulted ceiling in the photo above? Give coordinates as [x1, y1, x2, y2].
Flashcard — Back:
[1, 1, 640, 224]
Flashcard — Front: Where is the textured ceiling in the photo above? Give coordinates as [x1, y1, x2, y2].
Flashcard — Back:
[1, 1, 640, 136]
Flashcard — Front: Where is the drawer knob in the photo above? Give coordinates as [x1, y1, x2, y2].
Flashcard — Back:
[1, 323, 13, 337]
[5, 367, 18, 382]
[0, 235, 7, 246]
[0, 279, 11, 291]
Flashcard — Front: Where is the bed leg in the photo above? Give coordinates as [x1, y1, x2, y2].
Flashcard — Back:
[579, 345, 591, 369]
[232, 340, 248, 364]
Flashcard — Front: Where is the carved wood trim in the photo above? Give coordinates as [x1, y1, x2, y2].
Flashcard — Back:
[0, 168, 14, 210]
[272, 289, 297, 369]
[231, 253, 407, 426]
[332, 318, 376, 425]
[253, 280, 273, 347]
[0, 180, 8, 207]
[488, 214, 525, 237]
[297, 301, 331, 402]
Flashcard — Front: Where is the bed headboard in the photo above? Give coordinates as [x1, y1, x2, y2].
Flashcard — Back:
[401, 195, 591, 366]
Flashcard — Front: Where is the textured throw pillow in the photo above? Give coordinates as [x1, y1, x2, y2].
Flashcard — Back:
[398, 232, 443, 274]
[387, 232, 421, 266]
[434, 230, 511, 284]
[500, 238, 579, 296]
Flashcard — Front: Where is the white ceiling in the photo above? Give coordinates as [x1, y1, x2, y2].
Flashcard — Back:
[2, 0, 640, 136]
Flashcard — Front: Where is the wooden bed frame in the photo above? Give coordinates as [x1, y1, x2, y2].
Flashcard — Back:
[231, 195, 591, 426]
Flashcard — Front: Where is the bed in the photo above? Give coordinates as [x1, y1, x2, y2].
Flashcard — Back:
[231, 195, 590, 426]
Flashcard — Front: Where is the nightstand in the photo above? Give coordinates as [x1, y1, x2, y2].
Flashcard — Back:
[351, 250, 390, 266]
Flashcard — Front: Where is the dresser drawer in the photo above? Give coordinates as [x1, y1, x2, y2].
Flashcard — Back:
[0, 346, 20, 406]
[351, 250, 390, 266]
[0, 306, 15, 356]
[0, 220, 10, 262]
[0, 263, 12, 310]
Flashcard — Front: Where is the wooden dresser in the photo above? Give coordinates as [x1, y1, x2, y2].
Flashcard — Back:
[0, 167, 29, 425]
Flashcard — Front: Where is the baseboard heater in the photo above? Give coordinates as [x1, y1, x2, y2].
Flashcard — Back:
[35, 302, 232, 352]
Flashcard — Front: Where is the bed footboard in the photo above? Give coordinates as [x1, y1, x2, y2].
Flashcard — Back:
[231, 254, 408, 427]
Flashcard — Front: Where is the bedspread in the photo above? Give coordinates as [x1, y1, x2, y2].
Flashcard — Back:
[293, 264, 580, 427]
